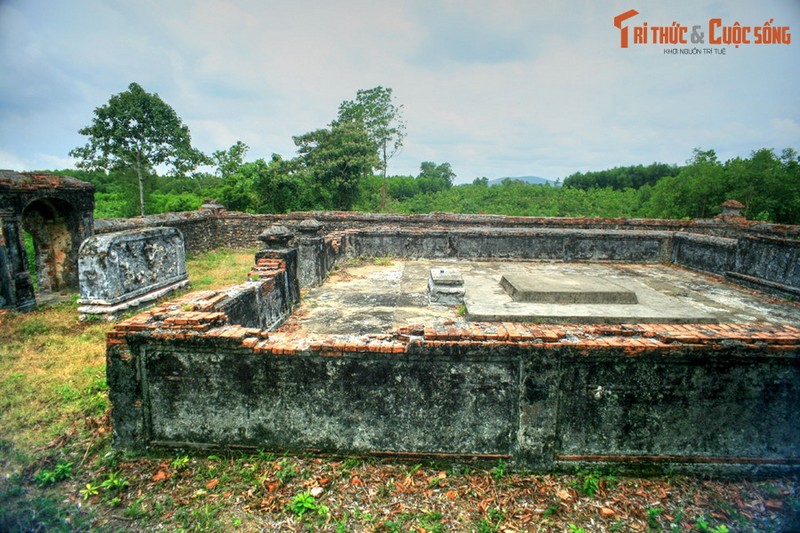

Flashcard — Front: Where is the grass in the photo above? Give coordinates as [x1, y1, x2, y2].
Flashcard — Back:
[185, 248, 256, 290]
[0, 248, 256, 531]
[0, 247, 798, 532]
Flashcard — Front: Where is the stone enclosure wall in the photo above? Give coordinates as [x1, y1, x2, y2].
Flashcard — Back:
[107, 211, 800, 475]
[96, 209, 800, 298]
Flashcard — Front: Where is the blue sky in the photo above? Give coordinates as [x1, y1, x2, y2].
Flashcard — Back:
[1, 0, 798, 184]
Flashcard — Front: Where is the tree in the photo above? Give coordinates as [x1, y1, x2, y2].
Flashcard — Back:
[336, 86, 406, 208]
[417, 161, 455, 193]
[212, 141, 249, 179]
[293, 122, 379, 210]
[70, 82, 207, 216]
[253, 154, 305, 214]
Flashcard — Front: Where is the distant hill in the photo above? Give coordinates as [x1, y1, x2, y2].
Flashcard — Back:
[488, 175, 559, 187]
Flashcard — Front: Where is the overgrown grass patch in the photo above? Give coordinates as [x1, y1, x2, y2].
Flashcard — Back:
[185, 248, 256, 290]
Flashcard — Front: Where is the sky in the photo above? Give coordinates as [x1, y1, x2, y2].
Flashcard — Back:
[1, 0, 798, 184]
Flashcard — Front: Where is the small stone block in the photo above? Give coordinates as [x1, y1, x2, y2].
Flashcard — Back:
[428, 268, 465, 305]
[430, 268, 463, 286]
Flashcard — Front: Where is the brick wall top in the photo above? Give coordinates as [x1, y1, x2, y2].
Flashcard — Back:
[95, 209, 800, 242]
[0, 170, 95, 192]
[109, 284, 800, 358]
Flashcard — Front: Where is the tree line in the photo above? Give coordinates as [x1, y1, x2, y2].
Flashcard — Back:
[393, 148, 799, 224]
[59, 83, 798, 224]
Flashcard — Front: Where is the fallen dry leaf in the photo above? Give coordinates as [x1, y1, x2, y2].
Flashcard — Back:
[152, 470, 169, 482]
[205, 478, 219, 490]
[765, 500, 783, 510]
[600, 506, 616, 518]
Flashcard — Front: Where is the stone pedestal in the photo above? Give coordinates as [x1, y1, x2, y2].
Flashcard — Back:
[255, 224, 300, 306]
[428, 267, 465, 305]
[295, 219, 325, 289]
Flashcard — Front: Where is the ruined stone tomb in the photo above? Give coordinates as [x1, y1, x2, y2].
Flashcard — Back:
[106, 215, 800, 475]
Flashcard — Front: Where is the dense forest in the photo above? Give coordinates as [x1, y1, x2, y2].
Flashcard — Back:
[51, 83, 800, 225]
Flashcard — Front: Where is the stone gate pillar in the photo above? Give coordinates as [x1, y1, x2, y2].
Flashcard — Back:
[255, 225, 300, 306]
[295, 218, 325, 288]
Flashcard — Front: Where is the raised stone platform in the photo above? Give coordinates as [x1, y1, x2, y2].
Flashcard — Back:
[500, 273, 638, 304]
[469, 265, 715, 324]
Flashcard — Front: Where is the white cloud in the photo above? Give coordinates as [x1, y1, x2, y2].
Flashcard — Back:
[0, 0, 798, 182]
[0, 150, 30, 171]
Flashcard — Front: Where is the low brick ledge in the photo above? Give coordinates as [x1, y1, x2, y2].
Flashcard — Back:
[109, 286, 800, 357]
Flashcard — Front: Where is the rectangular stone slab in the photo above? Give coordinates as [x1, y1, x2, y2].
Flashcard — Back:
[500, 273, 639, 304]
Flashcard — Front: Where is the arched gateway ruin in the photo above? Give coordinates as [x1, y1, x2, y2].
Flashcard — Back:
[102, 209, 800, 475]
[0, 170, 94, 310]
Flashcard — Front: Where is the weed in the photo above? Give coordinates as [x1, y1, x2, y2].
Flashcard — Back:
[574, 467, 616, 497]
[257, 448, 276, 461]
[34, 461, 73, 486]
[568, 524, 587, 533]
[476, 507, 505, 532]
[334, 511, 351, 533]
[456, 303, 467, 316]
[695, 517, 730, 533]
[172, 454, 190, 470]
[418, 511, 444, 533]
[18, 317, 51, 338]
[372, 254, 393, 266]
[542, 505, 559, 518]
[490, 458, 506, 481]
[101, 471, 129, 492]
[290, 490, 328, 520]
[80, 482, 100, 500]
[174, 502, 223, 532]
[343, 456, 363, 470]
[647, 506, 663, 529]
[763, 483, 781, 497]
[125, 496, 148, 519]
[579, 469, 600, 497]
[275, 457, 298, 484]
[407, 463, 423, 476]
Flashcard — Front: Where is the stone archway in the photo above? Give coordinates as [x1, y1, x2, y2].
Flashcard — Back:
[22, 198, 78, 293]
[0, 170, 94, 311]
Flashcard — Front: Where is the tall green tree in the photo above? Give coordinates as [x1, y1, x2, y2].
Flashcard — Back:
[417, 161, 455, 193]
[252, 154, 304, 213]
[212, 141, 249, 179]
[293, 121, 379, 210]
[336, 86, 406, 208]
[70, 82, 207, 216]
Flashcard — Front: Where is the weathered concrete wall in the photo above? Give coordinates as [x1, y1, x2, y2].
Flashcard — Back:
[77, 227, 188, 318]
[94, 209, 800, 296]
[94, 209, 800, 253]
[733, 235, 800, 294]
[673, 232, 800, 298]
[672, 233, 738, 275]
[340, 228, 672, 262]
[102, 211, 800, 475]
[108, 296, 800, 474]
